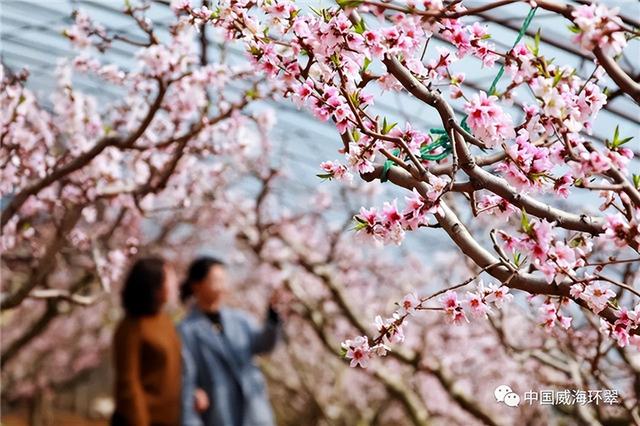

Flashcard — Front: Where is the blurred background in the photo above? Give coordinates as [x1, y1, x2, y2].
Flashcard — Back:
[1, 0, 639, 425]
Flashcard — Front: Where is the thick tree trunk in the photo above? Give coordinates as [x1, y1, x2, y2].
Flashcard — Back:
[28, 391, 53, 426]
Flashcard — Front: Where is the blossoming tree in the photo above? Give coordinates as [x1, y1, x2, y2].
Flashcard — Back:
[2, 0, 640, 424]
[0, 2, 273, 413]
[219, 169, 640, 425]
[176, 0, 640, 359]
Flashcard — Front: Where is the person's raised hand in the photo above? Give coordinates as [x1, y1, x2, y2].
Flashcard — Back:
[268, 287, 286, 308]
[194, 388, 209, 413]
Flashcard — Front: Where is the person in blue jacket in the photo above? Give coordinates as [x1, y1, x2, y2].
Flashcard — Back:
[179, 257, 280, 426]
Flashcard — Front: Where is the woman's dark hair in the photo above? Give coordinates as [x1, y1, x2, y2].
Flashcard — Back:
[121, 256, 166, 317]
[180, 256, 225, 303]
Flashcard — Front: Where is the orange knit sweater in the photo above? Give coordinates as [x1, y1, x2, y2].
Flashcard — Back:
[113, 313, 181, 426]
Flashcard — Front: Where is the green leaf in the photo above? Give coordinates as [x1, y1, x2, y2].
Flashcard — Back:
[339, 346, 348, 357]
[567, 24, 581, 34]
[533, 28, 541, 56]
[361, 57, 372, 73]
[552, 70, 564, 87]
[316, 173, 334, 181]
[309, 6, 323, 17]
[381, 117, 397, 135]
[608, 125, 634, 148]
[353, 216, 368, 231]
[352, 129, 361, 143]
[353, 17, 366, 34]
[540, 58, 551, 77]
[618, 136, 633, 145]
[520, 208, 532, 234]
[245, 88, 259, 100]
[525, 42, 534, 55]
[633, 174, 640, 190]
[568, 237, 581, 249]
[526, 29, 541, 56]
[249, 45, 262, 56]
[513, 252, 527, 267]
[349, 91, 360, 108]
[337, 0, 364, 9]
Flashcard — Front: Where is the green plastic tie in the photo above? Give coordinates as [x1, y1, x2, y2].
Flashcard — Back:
[381, 149, 401, 182]
[379, 7, 537, 182]
[488, 6, 538, 96]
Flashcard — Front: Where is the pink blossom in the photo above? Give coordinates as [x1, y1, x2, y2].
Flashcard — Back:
[343, 336, 371, 368]
[532, 77, 566, 118]
[477, 195, 518, 221]
[319, 160, 353, 183]
[293, 80, 314, 107]
[538, 302, 557, 331]
[426, 175, 449, 202]
[465, 292, 491, 318]
[572, 3, 627, 56]
[611, 324, 630, 347]
[469, 22, 488, 39]
[439, 290, 468, 325]
[402, 189, 429, 230]
[401, 292, 420, 314]
[485, 283, 513, 308]
[498, 231, 520, 252]
[170, 0, 192, 13]
[558, 315, 573, 330]
[381, 200, 402, 225]
[534, 259, 557, 284]
[603, 214, 630, 247]
[464, 91, 515, 147]
[267, 0, 295, 19]
[549, 241, 578, 271]
[389, 123, 429, 157]
[345, 144, 375, 175]
[581, 283, 616, 314]
[358, 206, 379, 227]
[582, 151, 611, 174]
[496, 129, 552, 191]
[373, 314, 404, 345]
[374, 315, 386, 332]
[553, 174, 572, 198]
[533, 219, 555, 249]
[614, 307, 638, 330]
[387, 315, 406, 344]
[377, 74, 403, 91]
[370, 343, 390, 357]
[506, 42, 537, 84]
[64, 11, 94, 49]
[570, 283, 584, 299]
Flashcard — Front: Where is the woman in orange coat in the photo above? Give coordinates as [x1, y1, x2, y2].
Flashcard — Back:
[111, 256, 181, 426]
